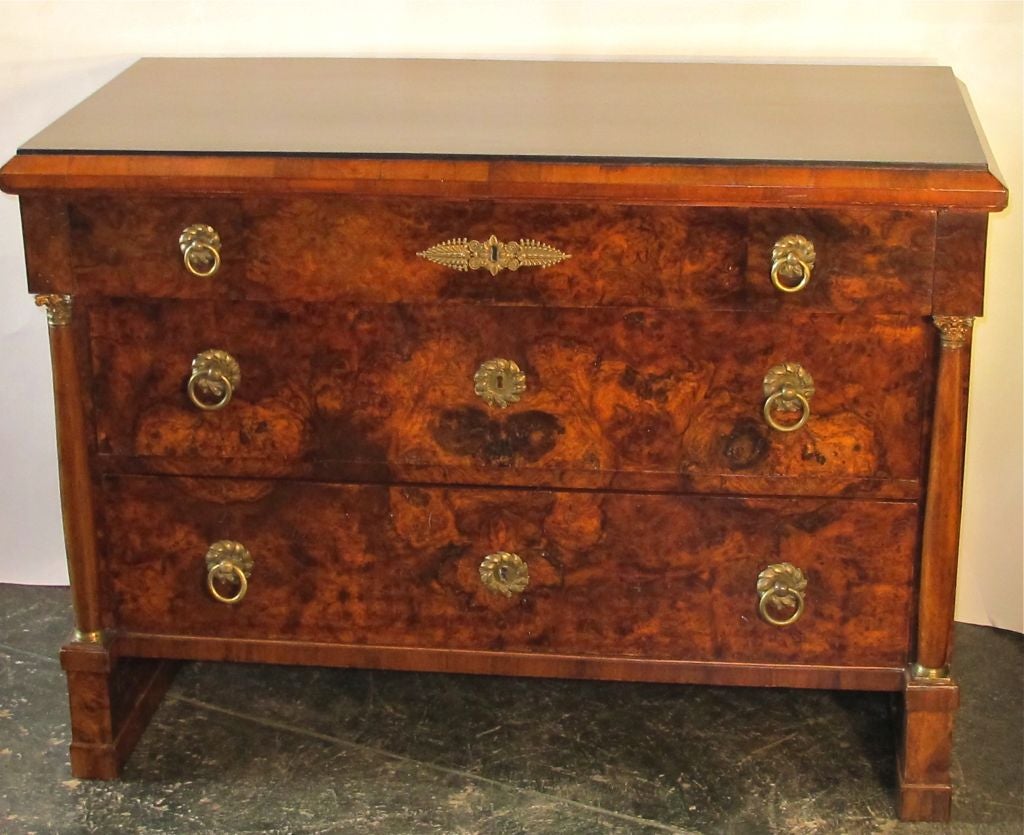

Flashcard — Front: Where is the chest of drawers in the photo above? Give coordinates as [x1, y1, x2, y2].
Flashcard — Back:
[1, 59, 1006, 822]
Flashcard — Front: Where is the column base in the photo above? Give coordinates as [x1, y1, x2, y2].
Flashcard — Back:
[896, 667, 959, 822]
[60, 638, 178, 779]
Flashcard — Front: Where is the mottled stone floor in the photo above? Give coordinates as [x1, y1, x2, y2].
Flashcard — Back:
[0, 584, 1020, 834]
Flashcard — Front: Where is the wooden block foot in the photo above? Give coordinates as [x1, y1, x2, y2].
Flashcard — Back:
[897, 668, 959, 822]
[60, 640, 178, 779]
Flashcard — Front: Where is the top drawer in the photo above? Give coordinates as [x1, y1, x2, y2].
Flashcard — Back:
[66, 197, 935, 313]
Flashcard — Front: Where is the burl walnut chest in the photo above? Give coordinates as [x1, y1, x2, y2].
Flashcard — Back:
[0, 59, 1007, 821]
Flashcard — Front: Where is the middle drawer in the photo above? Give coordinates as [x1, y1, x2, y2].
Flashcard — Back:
[89, 301, 931, 496]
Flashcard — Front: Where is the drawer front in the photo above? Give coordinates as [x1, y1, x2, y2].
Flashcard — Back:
[102, 476, 916, 667]
[89, 301, 932, 493]
[68, 197, 934, 313]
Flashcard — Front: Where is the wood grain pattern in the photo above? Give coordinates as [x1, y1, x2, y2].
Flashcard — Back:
[916, 320, 972, 671]
[18, 196, 74, 293]
[63, 196, 936, 314]
[2, 59, 1008, 819]
[101, 476, 917, 667]
[87, 301, 933, 493]
[44, 303, 105, 634]
[113, 633, 906, 692]
[898, 672, 960, 822]
[0, 154, 1008, 210]
[60, 641, 177, 779]
[933, 211, 989, 315]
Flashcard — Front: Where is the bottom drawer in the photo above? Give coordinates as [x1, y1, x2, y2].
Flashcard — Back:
[101, 477, 916, 667]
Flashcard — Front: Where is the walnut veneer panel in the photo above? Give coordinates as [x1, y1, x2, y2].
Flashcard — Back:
[88, 301, 932, 492]
[102, 476, 916, 667]
[66, 197, 934, 313]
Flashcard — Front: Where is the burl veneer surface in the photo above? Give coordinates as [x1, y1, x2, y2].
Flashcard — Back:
[102, 476, 916, 667]
[89, 301, 931, 495]
[67, 197, 934, 313]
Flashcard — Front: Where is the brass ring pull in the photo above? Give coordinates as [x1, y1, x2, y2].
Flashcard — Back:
[179, 224, 222, 278]
[757, 563, 807, 627]
[187, 349, 241, 411]
[762, 362, 814, 433]
[206, 560, 248, 604]
[763, 388, 811, 433]
[479, 551, 529, 597]
[204, 541, 253, 605]
[771, 234, 815, 293]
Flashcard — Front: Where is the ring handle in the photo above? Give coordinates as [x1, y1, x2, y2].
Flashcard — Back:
[188, 370, 233, 411]
[762, 362, 814, 433]
[763, 388, 811, 433]
[204, 541, 253, 605]
[187, 349, 241, 411]
[206, 560, 249, 604]
[756, 562, 807, 626]
[179, 224, 222, 278]
[770, 234, 815, 293]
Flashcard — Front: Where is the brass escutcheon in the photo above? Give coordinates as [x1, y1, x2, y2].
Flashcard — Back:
[204, 540, 254, 605]
[188, 349, 241, 411]
[762, 362, 814, 433]
[179, 223, 222, 277]
[757, 562, 807, 626]
[479, 551, 529, 597]
[474, 358, 526, 409]
[417, 234, 570, 276]
[771, 234, 815, 293]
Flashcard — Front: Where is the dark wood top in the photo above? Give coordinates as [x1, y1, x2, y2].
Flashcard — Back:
[19, 59, 989, 168]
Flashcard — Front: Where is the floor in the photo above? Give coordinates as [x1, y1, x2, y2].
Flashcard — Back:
[0, 584, 1020, 834]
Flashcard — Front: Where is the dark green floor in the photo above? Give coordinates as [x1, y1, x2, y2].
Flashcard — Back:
[0, 584, 1020, 834]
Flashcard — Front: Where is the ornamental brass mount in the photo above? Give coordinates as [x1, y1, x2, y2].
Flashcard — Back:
[479, 551, 530, 597]
[188, 349, 241, 411]
[204, 540, 254, 605]
[771, 234, 816, 293]
[757, 562, 807, 627]
[934, 315, 974, 349]
[474, 358, 527, 408]
[417, 234, 570, 276]
[762, 362, 814, 433]
[179, 223, 222, 277]
[34, 294, 73, 326]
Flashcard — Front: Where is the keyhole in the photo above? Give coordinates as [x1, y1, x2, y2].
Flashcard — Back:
[497, 566, 509, 582]
[495, 373, 505, 390]
[490, 243, 500, 262]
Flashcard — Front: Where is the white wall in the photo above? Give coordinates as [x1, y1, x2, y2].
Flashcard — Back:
[1, 0, 1020, 631]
